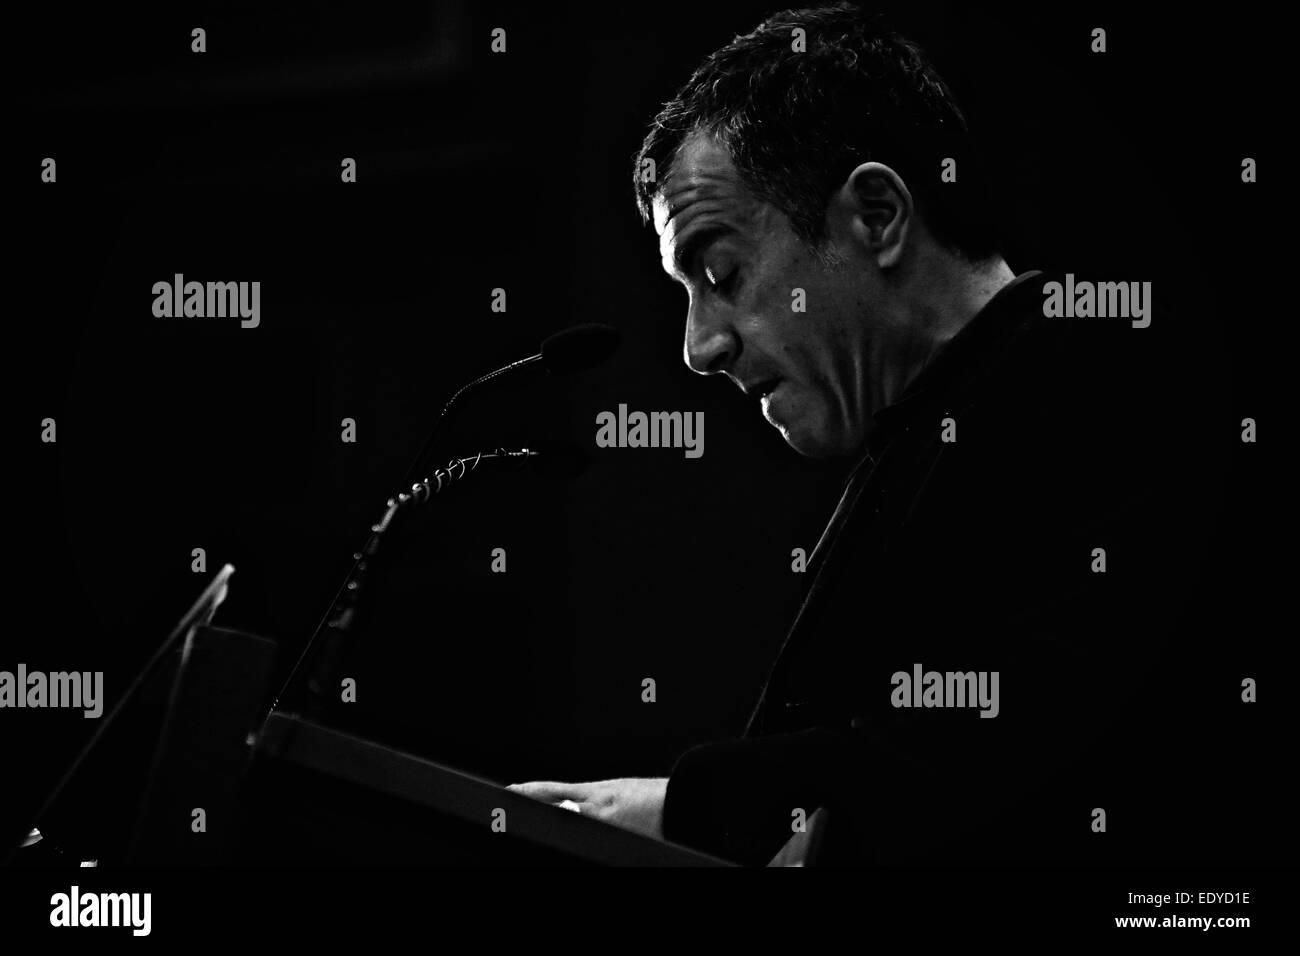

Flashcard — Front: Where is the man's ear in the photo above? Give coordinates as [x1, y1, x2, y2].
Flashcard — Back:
[835, 162, 913, 270]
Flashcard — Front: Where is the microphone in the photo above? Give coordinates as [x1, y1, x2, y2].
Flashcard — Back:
[404, 323, 620, 485]
[269, 328, 616, 720]
[540, 322, 622, 374]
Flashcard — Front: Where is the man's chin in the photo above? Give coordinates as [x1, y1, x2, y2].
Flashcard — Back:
[772, 417, 863, 460]
[776, 423, 838, 459]
[762, 395, 857, 458]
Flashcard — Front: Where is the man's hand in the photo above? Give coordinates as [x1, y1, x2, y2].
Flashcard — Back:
[506, 777, 669, 840]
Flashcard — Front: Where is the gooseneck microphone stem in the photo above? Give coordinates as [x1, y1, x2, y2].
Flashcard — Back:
[403, 354, 543, 487]
[401, 322, 620, 487]
[267, 323, 619, 724]
[267, 447, 539, 721]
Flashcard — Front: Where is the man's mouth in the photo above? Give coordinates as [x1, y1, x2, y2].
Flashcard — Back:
[752, 378, 781, 400]
[758, 380, 785, 424]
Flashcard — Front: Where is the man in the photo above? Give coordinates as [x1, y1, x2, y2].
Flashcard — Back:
[511, 4, 1193, 865]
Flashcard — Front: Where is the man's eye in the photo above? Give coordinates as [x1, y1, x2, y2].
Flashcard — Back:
[705, 265, 738, 295]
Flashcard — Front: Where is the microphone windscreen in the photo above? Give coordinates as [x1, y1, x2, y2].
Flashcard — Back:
[540, 323, 621, 375]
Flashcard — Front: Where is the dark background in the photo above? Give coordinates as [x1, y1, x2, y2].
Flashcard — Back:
[6, 1, 1285, 866]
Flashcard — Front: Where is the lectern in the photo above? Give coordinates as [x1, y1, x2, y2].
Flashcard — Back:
[16, 553, 818, 866]
[242, 710, 733, 866]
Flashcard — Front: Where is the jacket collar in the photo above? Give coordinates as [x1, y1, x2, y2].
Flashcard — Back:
[847, 268, 1045, 476]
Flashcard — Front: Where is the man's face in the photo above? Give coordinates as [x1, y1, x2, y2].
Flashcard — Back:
[654, 133, 882, 459]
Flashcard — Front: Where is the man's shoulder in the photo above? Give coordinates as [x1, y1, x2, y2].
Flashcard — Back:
[912, 267, 1180, 526]
[973, 269, 1160, 428]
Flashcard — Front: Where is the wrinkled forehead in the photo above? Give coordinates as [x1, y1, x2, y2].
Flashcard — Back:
[652, 138, 754, 259]
[653, 171, 738, 234]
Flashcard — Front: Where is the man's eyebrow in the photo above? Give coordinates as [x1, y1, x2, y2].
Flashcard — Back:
[671, 224, 733, 280]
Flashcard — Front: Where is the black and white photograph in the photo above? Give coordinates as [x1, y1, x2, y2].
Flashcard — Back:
[5, 0, 1288, 940]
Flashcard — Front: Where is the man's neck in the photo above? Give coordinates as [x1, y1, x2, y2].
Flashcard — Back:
[883, 254, 1016, 409]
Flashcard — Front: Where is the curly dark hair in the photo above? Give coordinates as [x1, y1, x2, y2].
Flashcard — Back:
[633, 3, 1001, 262]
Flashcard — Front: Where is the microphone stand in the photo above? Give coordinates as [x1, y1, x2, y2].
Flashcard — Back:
[403, 355, 542, 488]
[269, 325, 618, 721]
[8, 325, 616, 862]
[265, 447, 539, 723]
[401, 322, 619, 487]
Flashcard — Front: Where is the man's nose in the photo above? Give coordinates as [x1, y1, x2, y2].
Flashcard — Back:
[683, 301, 737, 375]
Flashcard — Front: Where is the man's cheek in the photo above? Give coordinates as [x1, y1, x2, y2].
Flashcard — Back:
[798, 389, 841, 442]
[781, 386, 818, 434]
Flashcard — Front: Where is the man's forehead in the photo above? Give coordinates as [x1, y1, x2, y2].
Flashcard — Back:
[651, 136, 746, 238]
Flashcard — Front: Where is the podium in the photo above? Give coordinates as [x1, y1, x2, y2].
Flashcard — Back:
[17, 569, 821, 867]
[242, 711, 732, 866]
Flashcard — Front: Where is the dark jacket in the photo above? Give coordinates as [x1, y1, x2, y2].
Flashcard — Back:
[662, 270, 1200, 866]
